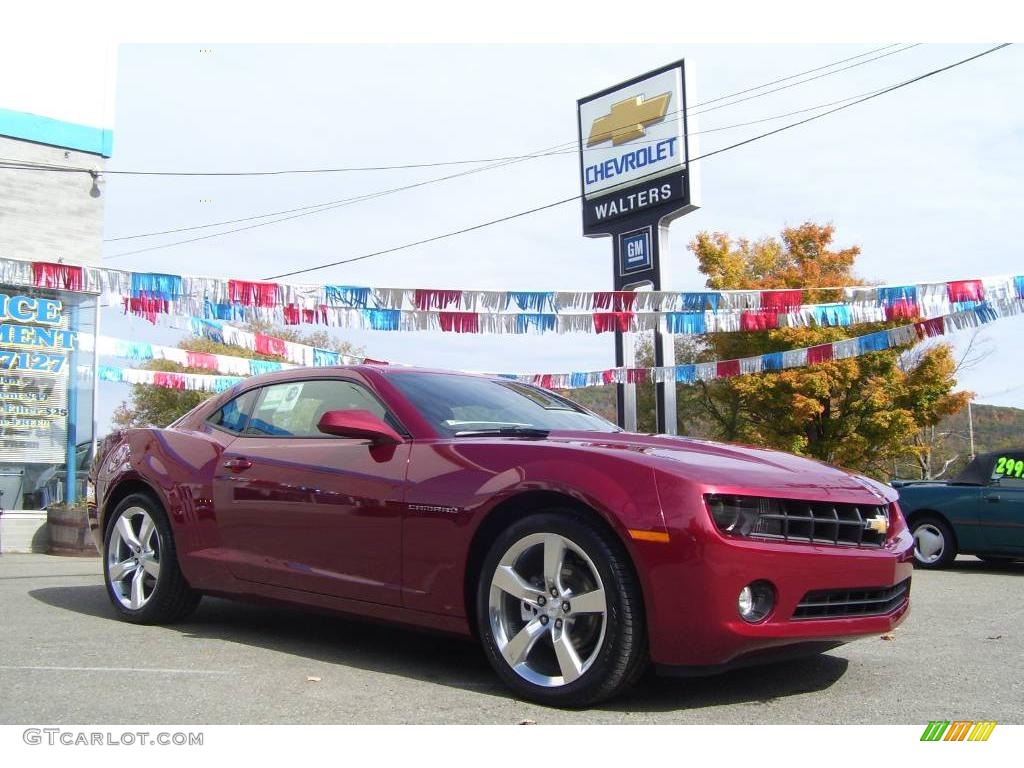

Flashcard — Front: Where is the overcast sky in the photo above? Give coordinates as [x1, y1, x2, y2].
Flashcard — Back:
[95, 42, 1024, 431]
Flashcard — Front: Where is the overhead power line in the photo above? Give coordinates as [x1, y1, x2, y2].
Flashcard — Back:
[100, 86, 892, 249]
[262, 44, 1011, 282]
[7, 44, 914, 181]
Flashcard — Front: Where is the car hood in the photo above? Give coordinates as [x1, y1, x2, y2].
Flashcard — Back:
[546, 431, 896, 504]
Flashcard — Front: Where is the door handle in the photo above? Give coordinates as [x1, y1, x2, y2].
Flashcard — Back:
[223, 458, 253, 471]
[984, 494, 1001, 503]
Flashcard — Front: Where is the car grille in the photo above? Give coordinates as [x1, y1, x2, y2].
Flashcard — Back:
[792, 579, 910, 620]
[750, 500, 890, 548]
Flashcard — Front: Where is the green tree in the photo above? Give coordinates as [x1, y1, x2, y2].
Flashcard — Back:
[111, 325, 363, 429]
[636, 222, 970, 478]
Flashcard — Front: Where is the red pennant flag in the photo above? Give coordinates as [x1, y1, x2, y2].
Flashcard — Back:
[759, 289, 803, 312]
[716, 359, 741, 378]
[32, 262, 84, 290]
[807, 344, 834, 364]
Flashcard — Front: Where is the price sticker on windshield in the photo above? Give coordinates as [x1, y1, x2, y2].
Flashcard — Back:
[993, 456, 1024, 479]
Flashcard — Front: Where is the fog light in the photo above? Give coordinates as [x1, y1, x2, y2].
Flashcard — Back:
[737, 580, 775, 623]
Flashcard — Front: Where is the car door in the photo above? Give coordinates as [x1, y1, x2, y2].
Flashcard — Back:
[213, 377, 410, 605]
[980, 453, 1024, 552]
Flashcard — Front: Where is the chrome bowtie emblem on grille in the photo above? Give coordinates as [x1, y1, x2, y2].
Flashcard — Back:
[865, 515, 888, 535]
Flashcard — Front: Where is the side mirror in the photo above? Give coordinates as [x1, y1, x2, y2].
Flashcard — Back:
[317, 409, 403, 443]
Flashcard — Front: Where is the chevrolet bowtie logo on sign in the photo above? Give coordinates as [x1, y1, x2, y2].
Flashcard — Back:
[586, 92, 672, 147]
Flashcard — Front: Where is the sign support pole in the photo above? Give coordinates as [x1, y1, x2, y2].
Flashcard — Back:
[652, 225, 676, 434]
[613, 329, 637, 432]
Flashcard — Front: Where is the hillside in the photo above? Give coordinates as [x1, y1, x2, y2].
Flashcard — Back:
[562, 383, 1024, 480]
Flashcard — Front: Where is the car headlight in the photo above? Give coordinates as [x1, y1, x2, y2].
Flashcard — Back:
[705, 494, 779, 537]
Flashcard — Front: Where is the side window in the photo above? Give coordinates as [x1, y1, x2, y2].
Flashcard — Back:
[207, 389, 258, 434]
[991, 454, 1024, 488]
[244, 380, 390, 438]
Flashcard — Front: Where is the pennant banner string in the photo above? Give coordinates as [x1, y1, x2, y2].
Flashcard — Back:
[2, 256, 1022, 336]
[92, 297, 1024, 392]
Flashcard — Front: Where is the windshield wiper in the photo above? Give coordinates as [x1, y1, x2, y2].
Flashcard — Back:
[453, 426, 551, 438]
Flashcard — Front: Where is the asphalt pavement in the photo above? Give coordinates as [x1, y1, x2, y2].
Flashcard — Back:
[0, 553, 1020, 724]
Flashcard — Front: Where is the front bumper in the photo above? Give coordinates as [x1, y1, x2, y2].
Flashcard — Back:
[640, 524, 914, 668]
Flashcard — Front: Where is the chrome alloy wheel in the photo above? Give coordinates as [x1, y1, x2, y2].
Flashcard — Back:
[107, 507, 162, 610]
[487, 532, 607, 688]
[913, 523, 945, 565]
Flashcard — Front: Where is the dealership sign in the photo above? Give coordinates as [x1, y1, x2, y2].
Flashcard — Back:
[577, 60, 701, 434]
[0, 291, 74, 463]
[577, 60, 699, 238]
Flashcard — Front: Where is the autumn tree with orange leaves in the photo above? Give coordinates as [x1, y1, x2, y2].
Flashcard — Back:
[637, 222, 970, 479]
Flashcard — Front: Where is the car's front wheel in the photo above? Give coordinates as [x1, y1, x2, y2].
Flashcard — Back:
[476, 512, 647, 707]
[103, 492, 200, 623]
[911, 515, 957, 569]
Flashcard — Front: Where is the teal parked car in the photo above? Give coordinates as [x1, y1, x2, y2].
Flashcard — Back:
[893, 451, 1024, 568]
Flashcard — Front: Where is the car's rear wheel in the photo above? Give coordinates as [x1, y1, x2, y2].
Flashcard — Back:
[103, 492, 200, 623]
[911, 515, 957, 569]
[476, 512, 647, 707]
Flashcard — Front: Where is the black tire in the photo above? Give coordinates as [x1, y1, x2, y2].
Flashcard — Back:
[103, 492, 200, 624]
[476, 511, 647, 707]
[910, 515, 957, 569]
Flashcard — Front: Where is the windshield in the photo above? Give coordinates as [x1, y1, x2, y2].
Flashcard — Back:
[387, 372, 620, 436]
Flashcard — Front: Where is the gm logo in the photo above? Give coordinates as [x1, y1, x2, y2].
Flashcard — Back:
[920, 721, 996, 741]
[619, 228, 652, 274]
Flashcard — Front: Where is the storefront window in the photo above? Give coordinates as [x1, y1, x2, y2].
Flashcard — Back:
[0, 286, 97, 511]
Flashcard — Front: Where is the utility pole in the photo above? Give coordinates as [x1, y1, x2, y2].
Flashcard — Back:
[968, 400, 976, 460]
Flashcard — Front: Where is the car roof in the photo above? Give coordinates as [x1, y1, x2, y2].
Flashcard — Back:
[240, 364, 498, 383]
[953, 450, 1024, 484]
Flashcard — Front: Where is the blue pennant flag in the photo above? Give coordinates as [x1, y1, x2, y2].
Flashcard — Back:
[191, 317, 224, 343]
[98, 365, 124, 383]
[974, 302, 998, 323]
[665, 312, 707, 334]
[249, 359, 283, 376]
[365, 309, 401, 331]
[507, 292, 554, 312]
[857, 331, 891, 354]
[813, 304, 851, 327]
[325, 285, 371, 308]
[878, 286, 917, 306]
[213, 376, 242, 393]
[130, 272, 183, 300]
[761, 352, 784, 371]
[675, 365, 696, 383]
[679, 292, 720, 311]
[515, 313, 557, 334]
[313, 348, 340, 367]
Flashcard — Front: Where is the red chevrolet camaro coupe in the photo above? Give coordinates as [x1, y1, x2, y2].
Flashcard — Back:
[89, 366, 913, 706]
